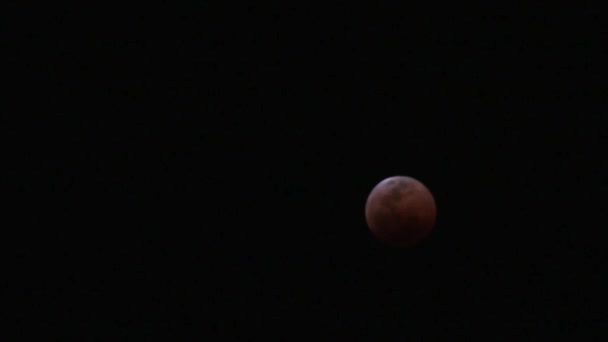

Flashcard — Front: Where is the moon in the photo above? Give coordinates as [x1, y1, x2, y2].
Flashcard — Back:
[365, 176, 437, 247]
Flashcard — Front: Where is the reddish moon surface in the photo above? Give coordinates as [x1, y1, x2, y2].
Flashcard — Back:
[365, 176, 437, 247]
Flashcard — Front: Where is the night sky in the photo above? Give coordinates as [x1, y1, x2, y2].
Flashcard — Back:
[6, 3, 607, 339]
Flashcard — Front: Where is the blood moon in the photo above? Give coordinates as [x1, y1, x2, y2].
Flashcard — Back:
[365, 176, 437, 247]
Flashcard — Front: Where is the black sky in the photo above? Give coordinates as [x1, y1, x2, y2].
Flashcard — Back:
[5, 3, 607, 340]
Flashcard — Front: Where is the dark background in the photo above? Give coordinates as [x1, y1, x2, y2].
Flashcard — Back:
[5, 3, 607, 339]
